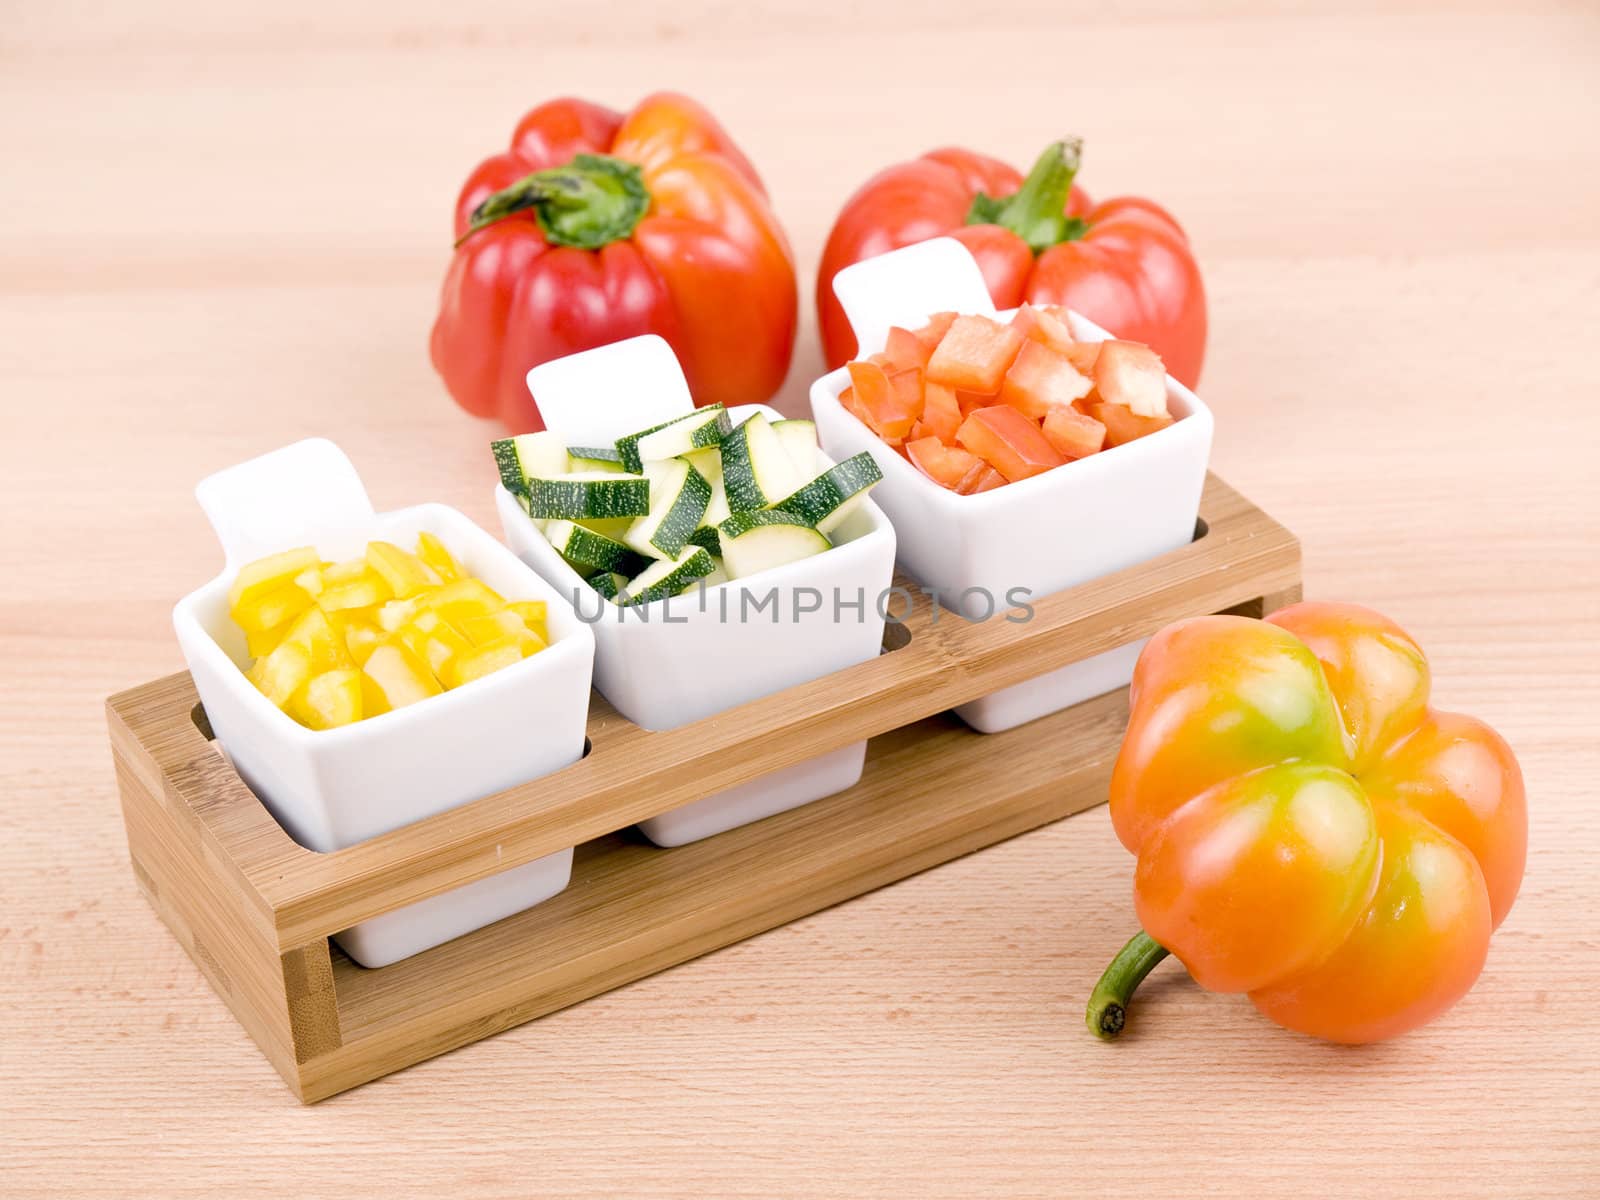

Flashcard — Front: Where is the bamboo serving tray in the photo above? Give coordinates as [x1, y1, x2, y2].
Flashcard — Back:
[107, 473, 1299, 1102]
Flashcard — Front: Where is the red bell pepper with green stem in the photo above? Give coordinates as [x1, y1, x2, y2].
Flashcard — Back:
[1087, 602, 1527, 1044]
[816, 138, 1207, 388]
[431, 93, 798, 430]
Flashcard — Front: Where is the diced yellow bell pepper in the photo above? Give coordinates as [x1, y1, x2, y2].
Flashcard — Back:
[339, 618, 385, 666]
[290, 668, 363, 730]
[228, 545, 321, 611]
[420, 577, 506, 626]
[233, 581, 314, 633]
[440, 632, 538, 689]
[376, 596, 425, 632]
[323, 559, 370, 585]
[458, 609, 528, 647]
[366, 541, 442, 599]
[247, 621, 293, 659]
[292, 566, 326, 598]
[317, 570, 392, 612]
[280, 606, 354, 673]
[408, 610, 473, 676]
[360, 641, 443, 714]
[415, 532, 462, 582]
[247, 639, 314, 708]
[506, 600, 548, 640]
[230, 536, 533, 725]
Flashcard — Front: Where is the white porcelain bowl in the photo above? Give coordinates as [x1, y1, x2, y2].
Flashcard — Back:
[502, 339, 897, 846]
[172, 438, 596, 967]
[812, 239, 1214, 733]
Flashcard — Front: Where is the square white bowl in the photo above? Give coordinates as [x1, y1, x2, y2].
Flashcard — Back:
[498, 404, 897, 846]
[173, 439, 596, 967]
[812, 250, 1213, 733]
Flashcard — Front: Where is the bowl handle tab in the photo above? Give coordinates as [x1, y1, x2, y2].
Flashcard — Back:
[831, 237, 996, 359]
[526, 334, 695, 446]
[195, 438, 375, 569]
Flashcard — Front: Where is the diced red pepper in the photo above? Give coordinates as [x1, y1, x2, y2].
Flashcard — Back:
[847, 359, 919, 441]
[956, 388, 997, 415]
[1094, 340, 1169, 418]
[1012, 303, 1076, 355]
[1063, 341, 1101, 374]
[912, 382, 961, 444]
[1088, 400, 1175, 447]
[888, 366, 925, 418]
[1000, 338, 1093, 420]
[912, 311, 958, 353]
[955, 405, 1066, 482]
[838, 384, 870, 427]
[883, 325, 934, 372]
[926, 314, 1025, 393]
[1042, 404, 1107, 459]
[906, 435, 985, 491]
[961, 465, 1007, 494]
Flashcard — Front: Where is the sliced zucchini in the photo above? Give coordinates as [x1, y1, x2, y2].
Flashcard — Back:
[771, 451, 883, 535]
[568, 445, 627, 474]
[617, 405, 731, 473]
[491, 432, 569, 495]
[624, 459, 711, 560]
[680, 445, 730, 527]
[620, 545, 715, 605]
[576, 515, 634, 539]
[587, 570, 627, 602]
[772, 419, 820, 476]
[544, 519, 650, 577]
[717, 510, 832, 580]
[524, 471, 650, 521]
[687, 524, 722, 558]
[720, 413, 805, 513]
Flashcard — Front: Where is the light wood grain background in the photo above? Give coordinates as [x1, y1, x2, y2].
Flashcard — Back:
[4, 1, 1598, 1196]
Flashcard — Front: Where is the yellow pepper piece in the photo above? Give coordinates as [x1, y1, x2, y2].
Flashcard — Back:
[339, 618, 385, 666]
[280, 606, 354, 672]
[360, 641, 443, 714]
[317, 570, 392, 612]
[292, 566, 326, 598]
[233, 581, 314, 633]
[420, 577, 506, 626]
[228, 545, 320, 611]
[246, 621, 294, 660]
[376, 596, 425, 632]
[366, 541, 442, 599]
[506, 600, 548, 639]
[409, 610, 473, 676]
[323, 559, 369, 585]
[247, 639, 314, 708]
[290, 668, 364, 730]
[415, 531, 462, 582]
[439, 632, 538, 690]
[458, 609, 528, 647]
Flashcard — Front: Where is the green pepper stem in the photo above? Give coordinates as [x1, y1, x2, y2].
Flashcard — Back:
[1086, 930, 1171, 1040]
[965, 138, 1090, 254]
[459, 153, 651, 250]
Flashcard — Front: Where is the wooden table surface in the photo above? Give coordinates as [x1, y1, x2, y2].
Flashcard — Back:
[5, 2, 1598, 1195]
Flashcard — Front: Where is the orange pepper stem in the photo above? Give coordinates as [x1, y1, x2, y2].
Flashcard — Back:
[459, 153, 651, 249]
[965, 138, 1091, 254]
[1086, 930, 1171, 1040]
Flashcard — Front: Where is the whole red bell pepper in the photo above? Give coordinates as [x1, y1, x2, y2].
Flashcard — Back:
[431, 93, 798, 429]
[1087, 602, 1526, 1044]
[816, 138, 1207, 388]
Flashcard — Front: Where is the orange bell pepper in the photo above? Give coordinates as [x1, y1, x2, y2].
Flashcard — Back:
[1088, 602, 1526, 1044]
